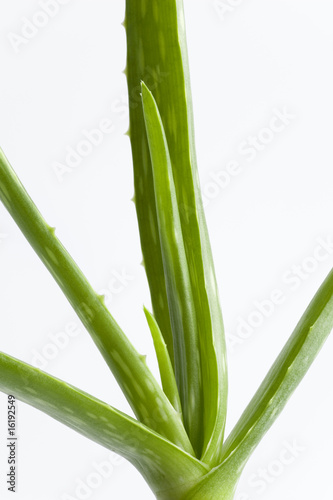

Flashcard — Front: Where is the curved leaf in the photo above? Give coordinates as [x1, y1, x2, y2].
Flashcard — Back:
[0, 147, 193, 454]
[0, 352, 207, 498]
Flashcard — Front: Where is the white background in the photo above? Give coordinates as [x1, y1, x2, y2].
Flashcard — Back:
[0, 0, 333, 499]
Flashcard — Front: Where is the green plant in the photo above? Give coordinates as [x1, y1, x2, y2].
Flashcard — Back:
[0, 1, 332, 498]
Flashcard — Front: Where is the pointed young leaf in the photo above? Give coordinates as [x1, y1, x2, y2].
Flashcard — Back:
[144, 307, 182, 415]
[0, 148, 193, 454]
[0, 352, 207, 498]
[141, 82, 203, 454]
[126, 1, 228, 465]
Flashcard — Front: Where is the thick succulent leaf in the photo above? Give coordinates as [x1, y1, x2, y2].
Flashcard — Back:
[0, 148, 193, 454]
[220, 268, 333, 463]
[144, 307, 182, 415]
[141, 82, 202, 453]
[183, 268, 333, 498]
[0, 352, 208, 498]
[126, 0, 228, 465]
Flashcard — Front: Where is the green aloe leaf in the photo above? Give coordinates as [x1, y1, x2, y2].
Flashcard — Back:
[182, 268, 333, 499]
[141, 82, 202, 453]
[221, 267, 333, 464]
[0, 352, 207, 498]
[0, 148, 193, 454]
[126, 0, 228, 465]
[144, 307, 182, 415]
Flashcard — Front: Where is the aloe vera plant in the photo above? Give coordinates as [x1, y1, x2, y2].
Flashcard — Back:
[0, 1, 332, 499]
